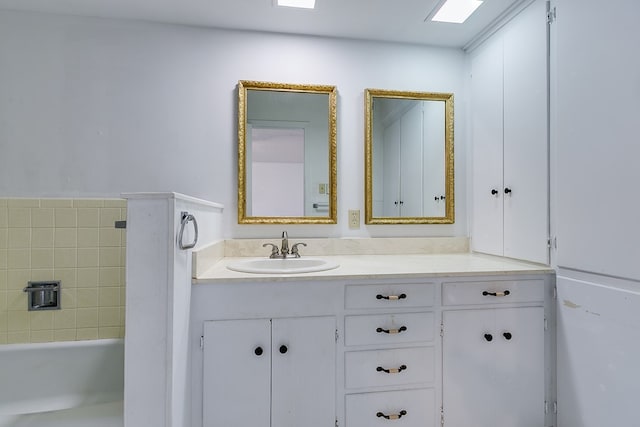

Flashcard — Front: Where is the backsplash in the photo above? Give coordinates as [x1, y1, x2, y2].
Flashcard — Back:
[0, 198, 126, 344]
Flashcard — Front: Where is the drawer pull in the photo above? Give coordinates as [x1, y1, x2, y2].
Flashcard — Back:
[376, 326, 407, 334]
[484, 333, 493, 342]
[376, 364, 407, 374]
[503, 332, 513, 340]
[482, 290, 511, 297]
[376, 293, 407, 301]
[377, 410, 407, 420]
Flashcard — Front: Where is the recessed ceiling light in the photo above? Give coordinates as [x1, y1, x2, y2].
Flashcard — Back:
[430, 0, 483, 23]
[276, 0, 316, 9]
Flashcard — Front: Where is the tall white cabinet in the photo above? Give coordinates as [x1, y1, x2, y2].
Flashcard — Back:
[471, 0, 549, 264]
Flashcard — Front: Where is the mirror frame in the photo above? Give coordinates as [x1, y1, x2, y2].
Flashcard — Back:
[237, 80, 337, 224]
[364, 88, 455, 224]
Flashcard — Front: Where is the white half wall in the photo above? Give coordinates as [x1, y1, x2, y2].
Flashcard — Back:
[0, 10, 468, 239]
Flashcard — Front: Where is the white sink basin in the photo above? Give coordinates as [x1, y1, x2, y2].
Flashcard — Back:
[227, 257, 339, 274]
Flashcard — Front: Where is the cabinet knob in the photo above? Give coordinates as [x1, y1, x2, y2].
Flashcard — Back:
[376, 410, 407, 420]
[279, 345, 288, 354]
[491, 189, 499, 196]
[484, 333, 493, 342]
[254, 346, 263, 356]
[504, 187, 512, 194]
[376, 293, 407, 301]
[503, 332, 513, 341]
[376, 326, 407, 334]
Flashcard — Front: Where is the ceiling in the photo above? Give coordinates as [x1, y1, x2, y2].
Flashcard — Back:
[0, 0, 527, 48]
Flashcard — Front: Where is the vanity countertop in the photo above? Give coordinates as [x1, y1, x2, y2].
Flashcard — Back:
[193, 253, 554, 284]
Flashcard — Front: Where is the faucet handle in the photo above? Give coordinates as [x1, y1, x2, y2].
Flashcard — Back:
[262, 243, 280, 258]
[290, 242, 307, 258]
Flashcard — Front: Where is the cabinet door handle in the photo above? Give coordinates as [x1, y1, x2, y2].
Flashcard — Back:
[504, 187, 512, 194]
[376, 410, 407, 420]
[254, 346, 264, 356]
[503, 332, 513, 340]
[491, 189, 499, 196]
[279, 345, 288, 354]
[376, 364, 407, 374]
[482, 290, 511, 297]
[376, 326, 407, 334]
[376, 293, 407, 301]
[484, 333, 493, 342]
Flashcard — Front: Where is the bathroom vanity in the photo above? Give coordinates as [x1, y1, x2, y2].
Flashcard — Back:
[190, 253, 555, 427]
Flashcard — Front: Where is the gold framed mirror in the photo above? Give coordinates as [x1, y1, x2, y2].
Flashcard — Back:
[365, 89, 454, 224]
[238, 81, 337, 224]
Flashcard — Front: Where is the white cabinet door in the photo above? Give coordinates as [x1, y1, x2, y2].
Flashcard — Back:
[502, 0, 548, 264]
[471, 0, 548, 264]
[400, 102, 424, 217]
[442, 307, 545, 427]
[471, 34, 504, 258]
[203, 317, 335, 427]
[271, 316, 336, 427]
[383, 120, 401, 217]
[203, 319, 271, 427]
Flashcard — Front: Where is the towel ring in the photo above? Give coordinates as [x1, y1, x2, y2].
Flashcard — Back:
[178, 211, 198, 250]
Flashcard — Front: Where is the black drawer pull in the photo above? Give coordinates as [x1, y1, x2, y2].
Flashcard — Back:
[503, 332, 513, 340]
[376, 364, 407, 374]
[376, 293, 407, 301]
[279, 345, 288, 354]
[482, 290, 511, 297]
[484, 333, 493, 342]
[377, 410, 407, 420]
[376, 326, 407, 334]
[254, 346, 263, 356]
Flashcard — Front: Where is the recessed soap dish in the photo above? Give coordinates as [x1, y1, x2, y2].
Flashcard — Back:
[23, 281, 61, 311]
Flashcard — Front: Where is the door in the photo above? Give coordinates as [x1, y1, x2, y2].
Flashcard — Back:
[271, 316, 336, 427]
[502, 0, 548, 264]
[471, 34, 504, 257]
[442, 307, 544, 427]
[203, 319, 271, 427]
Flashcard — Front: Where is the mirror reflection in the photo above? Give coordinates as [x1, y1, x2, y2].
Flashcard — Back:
[238, 81, 337, 224]
[365, 89, 454, 224]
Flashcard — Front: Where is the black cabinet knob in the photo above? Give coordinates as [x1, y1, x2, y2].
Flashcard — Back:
[279, 345, 288, 354]
[254, 346, 263, 356]
[484, 333, 493, 342]
[504, 187, 512, 194]
[503, 332, 513, 340]
[491, 189, 499, 195]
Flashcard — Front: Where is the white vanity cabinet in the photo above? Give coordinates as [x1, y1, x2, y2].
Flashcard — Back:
[202, 316, 336, 427]
[192, 263, 554, 427]
[343, 282, 438, 427]
[441, 279, 548, 427]
[470, 0, 549, 264]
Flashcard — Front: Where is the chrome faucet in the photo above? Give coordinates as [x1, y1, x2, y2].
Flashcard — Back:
[263, 231, 307, 258]
[281, 231, 289, 257]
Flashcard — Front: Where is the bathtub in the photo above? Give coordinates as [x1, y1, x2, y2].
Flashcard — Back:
[0, 339, 124, 427]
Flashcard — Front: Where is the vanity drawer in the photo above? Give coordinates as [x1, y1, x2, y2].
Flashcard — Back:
[442, 279, 545, 306]
[345, 347, 434, 389]
[344, 312, 434, 346]
[346, 389, 436, 427]
[345, 283, 435, 309]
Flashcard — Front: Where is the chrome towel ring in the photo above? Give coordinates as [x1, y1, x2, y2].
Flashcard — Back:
[178, 211, 198, 250]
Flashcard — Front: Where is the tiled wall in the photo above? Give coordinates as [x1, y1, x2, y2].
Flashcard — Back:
[0, 198, 126, 344]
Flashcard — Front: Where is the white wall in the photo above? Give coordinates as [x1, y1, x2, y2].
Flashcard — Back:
[0, 10, 467, 239]
[551, 0, 640, 425]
